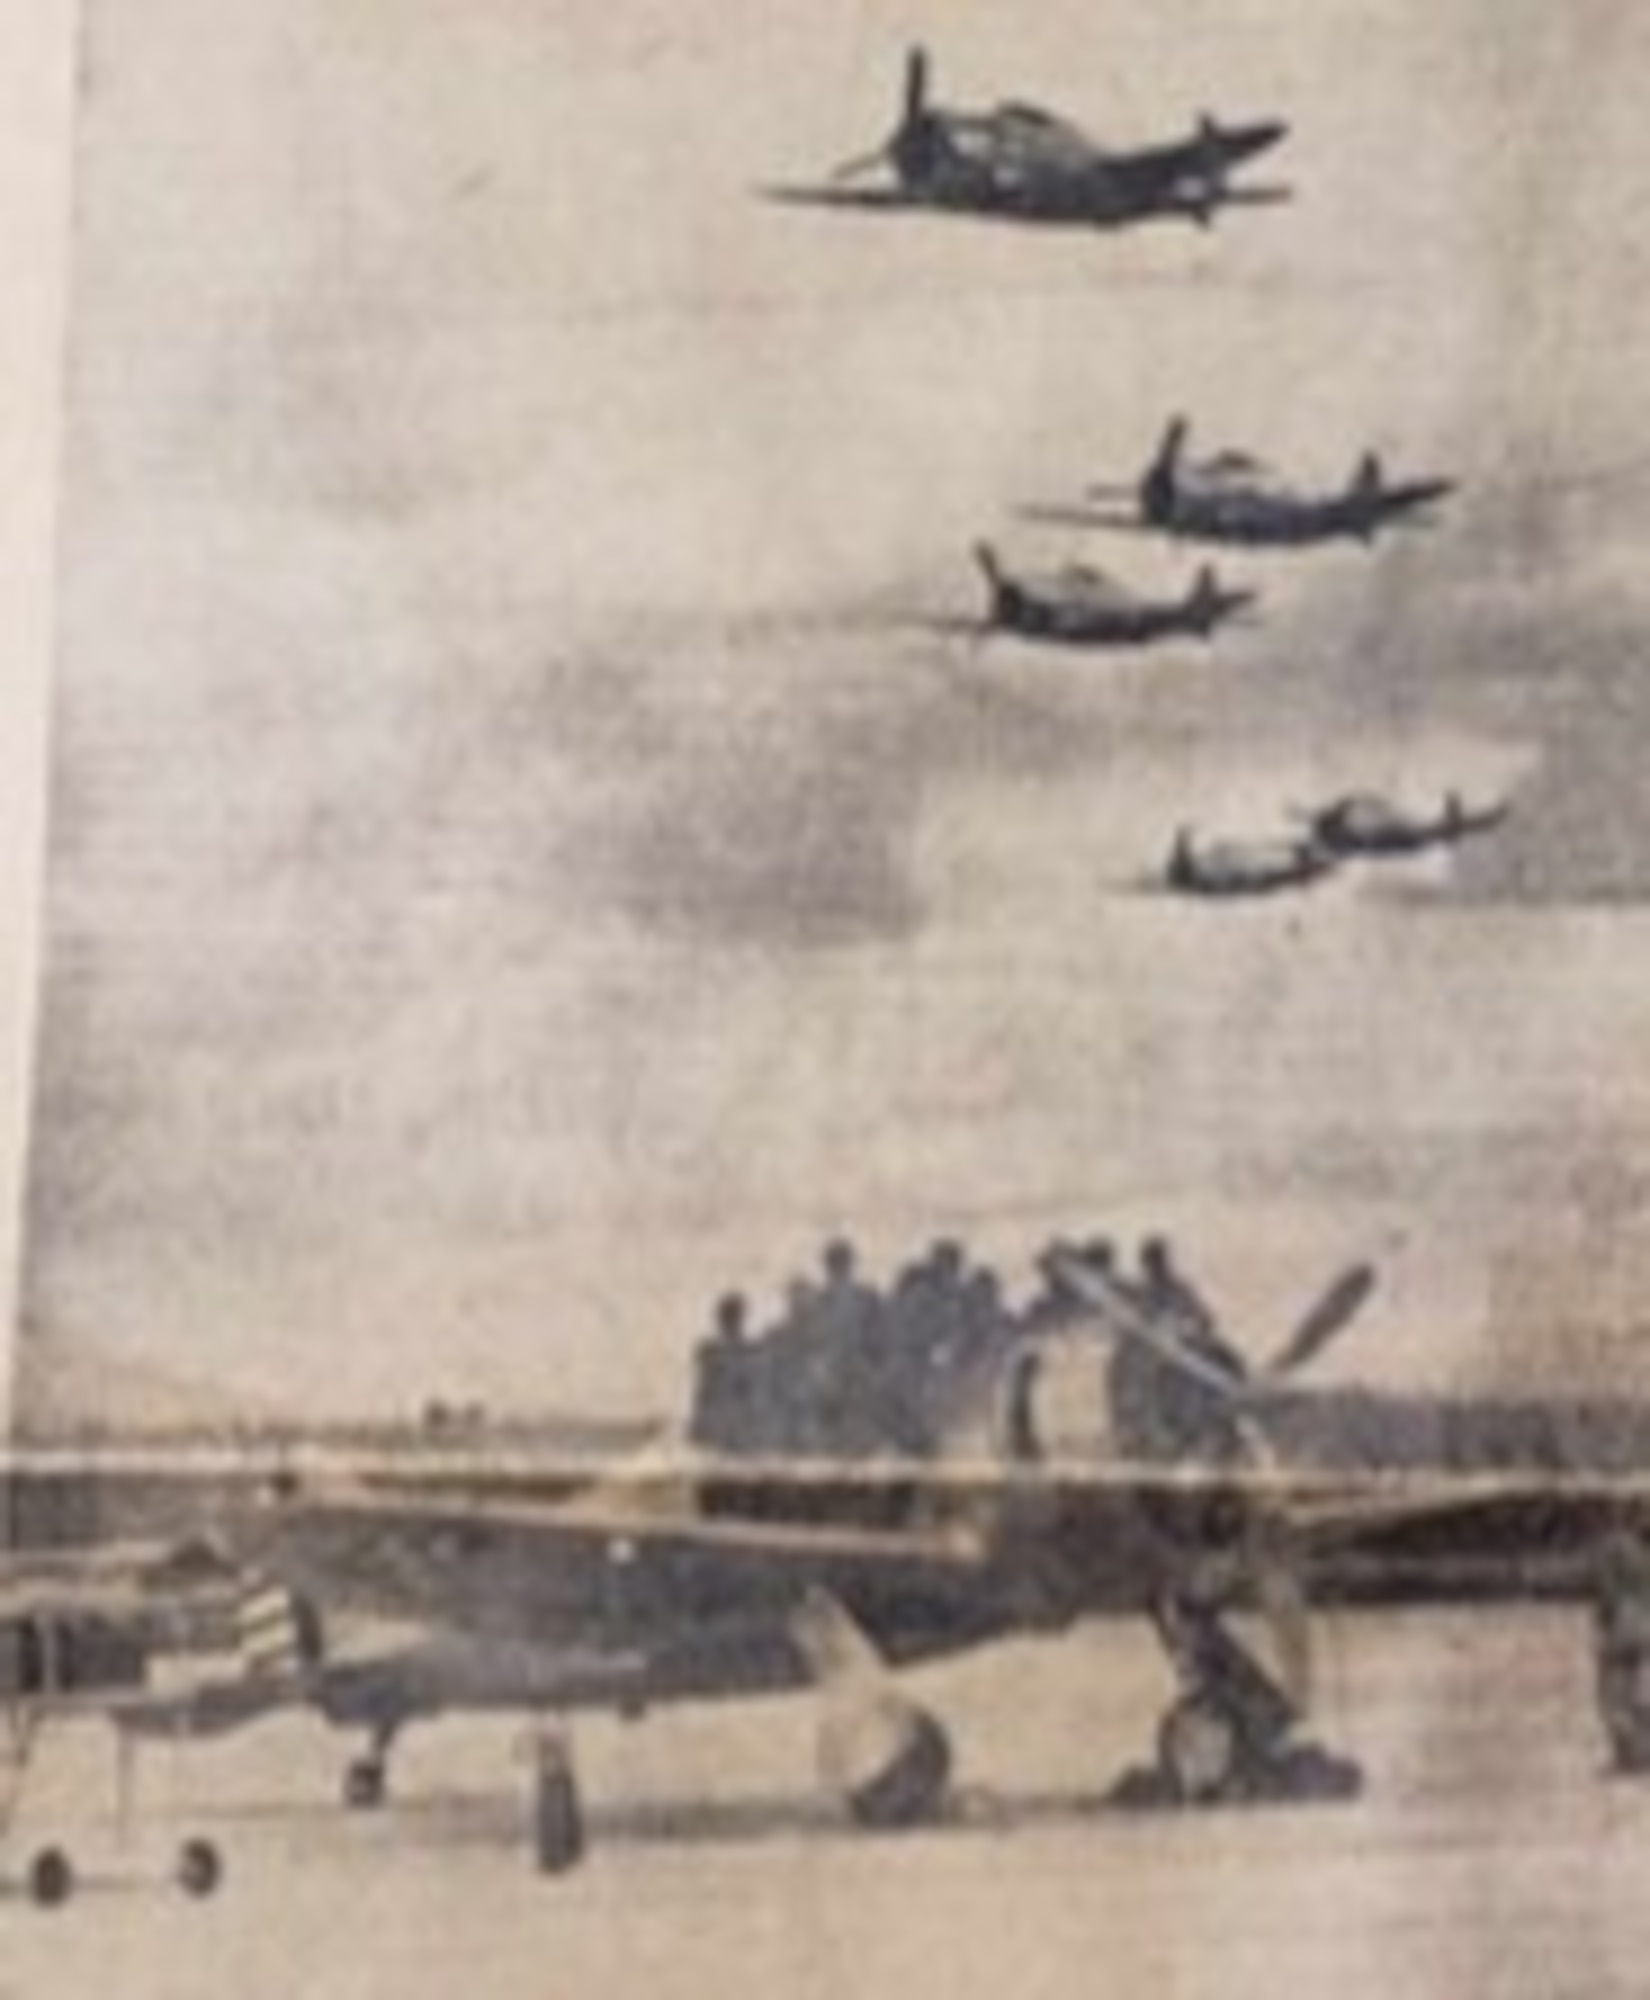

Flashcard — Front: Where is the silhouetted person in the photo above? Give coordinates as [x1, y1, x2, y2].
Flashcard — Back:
[1024, 1236, 1110, 1336]
[811, 1238, 885, 1455]
[1004, 1344, 1046, 1463]
[1137, 1236, 1245, 1380]
[885, 1239, 974, 1449]
[689, 1292, 755, 1452]
[1108, 1236, 1245, 1465]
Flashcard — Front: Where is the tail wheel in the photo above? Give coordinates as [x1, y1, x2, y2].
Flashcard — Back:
[344, 1757, 387, 1810]
[27, 1847, 74, 1909]
[1158, 1692, 1241, 1804]
[176, 1838, 224, 1900]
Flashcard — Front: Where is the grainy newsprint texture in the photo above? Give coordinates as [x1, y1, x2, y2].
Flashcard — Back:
[9, 4, 1650, 1995]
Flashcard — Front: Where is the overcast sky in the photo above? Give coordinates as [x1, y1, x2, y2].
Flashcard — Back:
[18, 0, 1650, 1422]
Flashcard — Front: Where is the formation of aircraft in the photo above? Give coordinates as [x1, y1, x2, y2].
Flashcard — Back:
[0, 33, 1548, 1903]
[770, 46, 1480, 929]
[1162, 790, 1510, 899]
[770, 49, 1291, 232]
[973, 545, 1255, 647]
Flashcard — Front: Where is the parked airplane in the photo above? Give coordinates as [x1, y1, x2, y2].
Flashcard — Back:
[974, 546, 1255, 647]
[1080, 418, 1455, 546]
[202, 1246, 1455, 1872]
[1297, 791, 1508, 861]
[23, 1233, 1650, 1878]
[770, 49, 1290, 231]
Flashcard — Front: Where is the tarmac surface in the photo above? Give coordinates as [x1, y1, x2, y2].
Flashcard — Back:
[5, 1604, 1648, 2000]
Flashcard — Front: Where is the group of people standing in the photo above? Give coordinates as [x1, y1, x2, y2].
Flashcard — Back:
[688, 1231, 1241, 1463]
[689, 1237, 1010, 1459]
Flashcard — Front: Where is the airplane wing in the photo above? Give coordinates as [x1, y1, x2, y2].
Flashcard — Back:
[0, 1563, 236, 1625]
[253, 1466, 1000, 1639]
[1017, 502, 1153, 534]
[240, 1443, 1650, 1676]
[759, 184, 919, 214]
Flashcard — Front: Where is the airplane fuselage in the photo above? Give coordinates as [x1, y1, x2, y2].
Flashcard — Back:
[1165, 824, 1337, 897]
[990, 581, 1239, 647]
[1145, 480, 1453, 547]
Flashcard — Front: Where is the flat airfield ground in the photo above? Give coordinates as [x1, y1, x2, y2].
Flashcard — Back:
[4, 1605, 1648, 2000]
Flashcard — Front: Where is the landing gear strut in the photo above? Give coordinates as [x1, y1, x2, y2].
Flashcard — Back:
[528, 1727, 584, 1875]
[794, 1590, 954, 1830]
[342, 1722, 400, 1810]
[1113, 1593, 1361, 1810]
[1594, 1530, 1650, 1772]
[822, 1694, 954, 1830]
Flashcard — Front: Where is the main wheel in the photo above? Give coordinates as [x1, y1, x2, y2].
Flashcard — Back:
[175, 1838, 224, 1900]
[844, 1710, 953, 1830]
[532, 1743, 585, 1875]
[1157, 1692, 1241, 1804]
[27, 1847, 74, 1909]
[343, 1756, 388, 1810]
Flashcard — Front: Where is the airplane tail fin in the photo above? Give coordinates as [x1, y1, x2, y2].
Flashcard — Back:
[112, 1576, 322, 1743]
[1354, 451, 1383, 501]
[233, 1576, 322, 1682]
[1188, 563, 1256, 631]
[1194, 113, 1228, 187]
[1141, 417, 1187, 519]
[1167, 826, 1198, 887]
[971, 542, 1011, 622]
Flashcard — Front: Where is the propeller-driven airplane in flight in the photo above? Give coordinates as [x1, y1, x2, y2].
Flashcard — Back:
[1165, 825, 1338, 898]
[1160, 824, 1336, 896]
[973, 545, 1256, 647]
[1295, 791, 1508, 861]
[770, 50, 1291, 232]
[1070, 418, 1455, 547]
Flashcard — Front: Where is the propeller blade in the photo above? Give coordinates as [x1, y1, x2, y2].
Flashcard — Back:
[1041, 1250, 1249, 1402]
[1263, 1263, 1377, 1380]
[830, 146, 891, 185]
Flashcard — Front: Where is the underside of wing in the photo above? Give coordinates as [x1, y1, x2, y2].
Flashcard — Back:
[759, 183, 917, 213]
